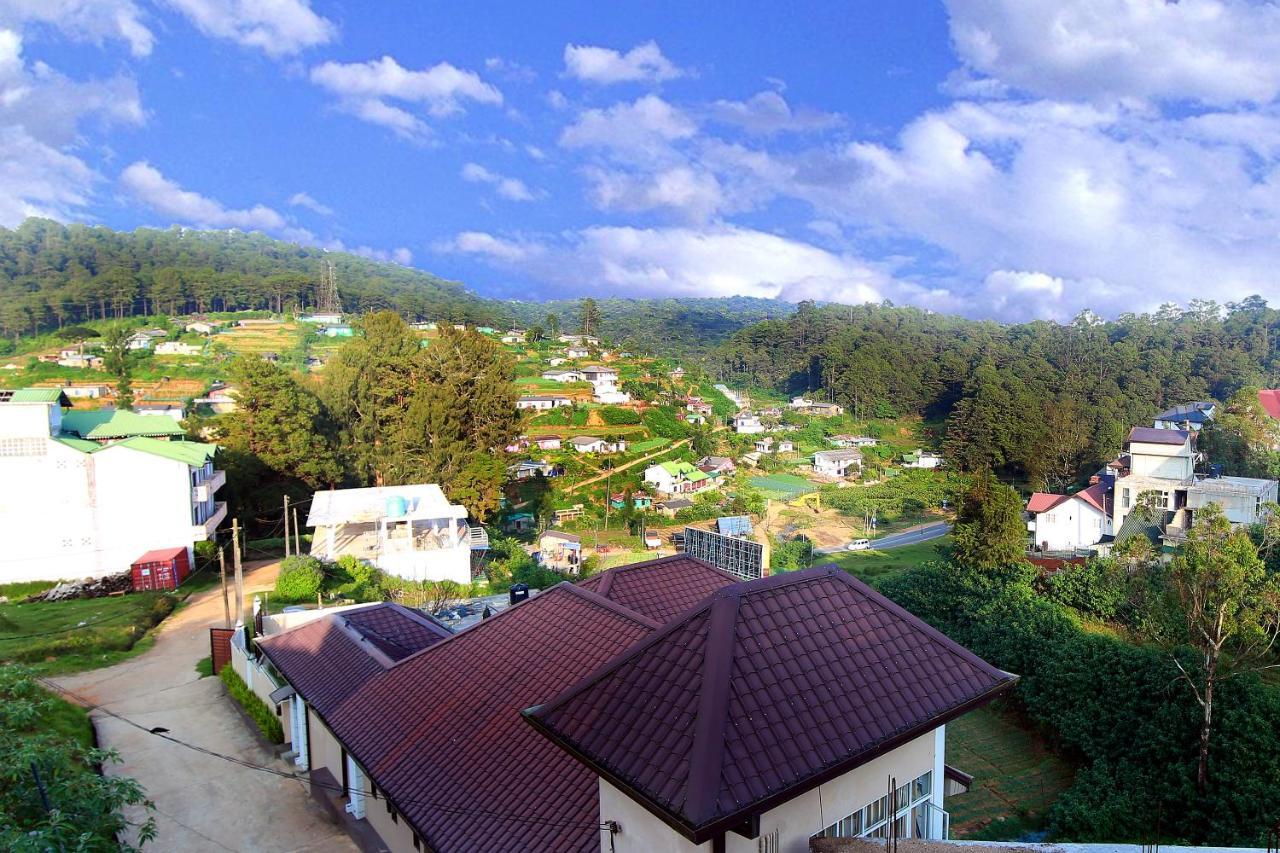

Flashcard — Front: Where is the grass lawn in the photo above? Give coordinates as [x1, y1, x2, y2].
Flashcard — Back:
[750, 473, 818, 499]
[823, 536, 950, 584]
[0, 591, 176, 675]
[628, 436, 672, 453]
[45, 688, 96, 749]
[0, 579, 59, 599]
[945, 702, 1076, 839]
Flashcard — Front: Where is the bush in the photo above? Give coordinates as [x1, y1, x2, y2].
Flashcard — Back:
[273, 556, 324, 602]
[219, 665, 283, 743]
[643, 406, 690, 439]
[330, 555, 384, 602]
[1044, 559, 1127, 621]
[600, 406, 641, 425]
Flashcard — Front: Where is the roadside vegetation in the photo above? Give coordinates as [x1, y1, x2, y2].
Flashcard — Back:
[219, 666, 283, 743]
[0, 591, 176, 675]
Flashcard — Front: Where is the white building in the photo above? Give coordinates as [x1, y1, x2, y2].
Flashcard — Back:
[155, 341, 203, 356]
[732, 413, 764, 434]
[715, 384, 746, 409]
[903, 450, 943, 469]
[517, 395, 573, 411]
[1152, 401, 1215, 431]
[307, 484, 480, 585]
[541, 369, 583, 383]
[0, 390, 225, 582]
[565, 345, 590, 359]
[1026, 484, 1112, 553]
[570, 436, 625, 454]
[558, 334, 600, 346]
[814, 449, 862, 478]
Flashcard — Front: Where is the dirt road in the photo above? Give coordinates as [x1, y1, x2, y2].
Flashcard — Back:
[50, 560, 356, 853]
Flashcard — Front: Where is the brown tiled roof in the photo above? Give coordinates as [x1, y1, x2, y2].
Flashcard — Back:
[526, 565, 1017, 843]
[257, 603, 451, 717]
[326, 584, 659, 853]
[575, 555, 738, 624]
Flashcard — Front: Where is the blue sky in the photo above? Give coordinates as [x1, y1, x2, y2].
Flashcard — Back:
[4, 1, 1280, 321]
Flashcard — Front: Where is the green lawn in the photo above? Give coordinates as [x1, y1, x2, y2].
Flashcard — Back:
[823, 536, 950, 583]
[629, 437, 672, 453]
[749, 473, 818, 499]
[0, 580, 59, 600]
[0, 592, 176, 675]
[945, 703, 1076, 839]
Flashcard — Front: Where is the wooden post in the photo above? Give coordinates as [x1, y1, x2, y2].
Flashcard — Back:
[232, 518, 245, 627]
[218, 546, 231, 628]
[294, 508, 301, 556]
[283, 494, 291, 558]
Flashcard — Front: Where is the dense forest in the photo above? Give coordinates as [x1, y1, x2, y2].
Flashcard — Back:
[0, 219, 791, 356]
[713, 299, 1280, 487]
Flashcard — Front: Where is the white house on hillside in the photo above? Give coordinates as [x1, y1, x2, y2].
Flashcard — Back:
[517, 395, 573, 410]
[732, 413, 764, 434]
[0, 389, 225, 582]
[307, 484, 482, 585]
[814, 449, 862, 478]
[1026, 484, 1112, 553]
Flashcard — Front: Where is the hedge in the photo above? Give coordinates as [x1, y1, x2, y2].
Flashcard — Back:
[219, 665, 283, 743]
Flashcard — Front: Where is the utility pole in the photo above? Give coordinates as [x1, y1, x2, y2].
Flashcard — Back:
[232, 518, 245, 627]
[294, 507, 301, 557]
[283, 494, 291, 558]
[218, 545, 231, 628]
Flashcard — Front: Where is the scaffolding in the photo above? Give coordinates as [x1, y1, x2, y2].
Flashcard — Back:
[684, 526, 764, 580]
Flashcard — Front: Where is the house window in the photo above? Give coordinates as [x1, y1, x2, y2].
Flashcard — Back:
[812, 771, 935, 841]
[1122, 488, 1131, 508]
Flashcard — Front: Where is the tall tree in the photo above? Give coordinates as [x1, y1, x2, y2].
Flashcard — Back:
[951, 470, 1028, 571]
[1154, 504, 1280, 793]
[579, 298, 601, 337]
[100, 324, 134, 410]
[218, 357, 342, 489]
[545, 312, 560, 339]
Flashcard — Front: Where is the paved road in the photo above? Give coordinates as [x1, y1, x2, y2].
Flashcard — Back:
[50, 560, 357, 853]
[815, 521, 952, 555]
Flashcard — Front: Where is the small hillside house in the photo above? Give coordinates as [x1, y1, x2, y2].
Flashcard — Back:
[565, 345, 590, 359]
[1153, 401, 1216, 431]
[814, 449, 863, 478]
[539, 530, 582, 572]
[645, 460, 713, 496]
[534, 435, 562, 450]
[732, 413, 764, 434]
[903, 450, 943, 469]
[516, 395, 573, 410]
[1026, 484, 1112, 553]
[569, 435, 625, 454]
[541, 369, 583, 382]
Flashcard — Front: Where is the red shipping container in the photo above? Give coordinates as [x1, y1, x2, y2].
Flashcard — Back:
[130, 547, 191, 592]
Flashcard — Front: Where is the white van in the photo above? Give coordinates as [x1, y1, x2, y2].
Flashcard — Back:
[846, 538, 871, 551]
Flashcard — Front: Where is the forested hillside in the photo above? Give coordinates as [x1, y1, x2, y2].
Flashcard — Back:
[0, 218, 504, 335]
[713, 299, 1280, 486]
[0, 219, 790, 355]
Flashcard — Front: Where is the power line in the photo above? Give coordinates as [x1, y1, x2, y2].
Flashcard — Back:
[40, 679, 609, 833]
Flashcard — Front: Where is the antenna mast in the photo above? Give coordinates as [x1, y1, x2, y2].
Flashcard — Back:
[317, 258, 341, 313]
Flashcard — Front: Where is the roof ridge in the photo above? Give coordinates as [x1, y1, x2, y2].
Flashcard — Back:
[684, 593, 739, 825]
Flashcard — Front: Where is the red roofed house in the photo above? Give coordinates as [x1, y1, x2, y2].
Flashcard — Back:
[249, 556, 1013, 852]
[526, 565, 1015, 851]
[1025, 482, 1112, 553]
[1259, 389, 1280, 422]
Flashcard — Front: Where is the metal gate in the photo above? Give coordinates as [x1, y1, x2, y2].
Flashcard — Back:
[210, 627, 235, 674]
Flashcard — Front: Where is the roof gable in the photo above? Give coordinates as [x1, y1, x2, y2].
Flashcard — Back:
[104, 436, 216, 466]
[61, 409, 185, 439]
[1127, 426, 1190, 446]
[525, 566, 1016, 842]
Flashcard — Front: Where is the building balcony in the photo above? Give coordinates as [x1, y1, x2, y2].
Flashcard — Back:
[193, 501, 227, 541]
[192, 469, 227, 503]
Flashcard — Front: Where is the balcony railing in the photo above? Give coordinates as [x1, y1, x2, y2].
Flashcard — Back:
[193, 501, 227, 540]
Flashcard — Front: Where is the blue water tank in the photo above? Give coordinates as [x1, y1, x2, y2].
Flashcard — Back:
[385, 495, 408, 518]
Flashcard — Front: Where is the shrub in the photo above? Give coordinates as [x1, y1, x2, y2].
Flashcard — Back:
[274, 556, 324, 602]
[219, 665, 283, 743]
[1044, 559, 1127, 621]
[600, 406, 641, 425]
[643, 406, 690, 439]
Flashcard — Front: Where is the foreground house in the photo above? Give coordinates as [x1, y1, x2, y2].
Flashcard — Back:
[527, 565, 1014, 851]
[307, 485, 483, 584]
[244, 557, 1011, 853]
[0, 389, 224, 581]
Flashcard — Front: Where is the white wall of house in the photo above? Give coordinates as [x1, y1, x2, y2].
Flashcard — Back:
[1128, 441, 1195, 480]
[1031, 498, 1110, 552]
[0, 402, 222, 582]
[599, 729, 943, 853]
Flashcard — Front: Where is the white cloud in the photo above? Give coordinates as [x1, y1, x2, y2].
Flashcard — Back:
[121, 161, 288, 230]
[946, 0, 1280, 105]
[560, 95, 695, 157]
[563, 41, 684, 85]
[484, 56, 536, 82]
[706, 91, 841, 135]
[310, 56, 502, 139]
[0, 29, 145, 226]
[288, 191, 332, 216]
[0, 0, 154, 57]
[460, 162, 537, 201]
[349, 245, 413, 265]
[444, 224, 907, 305]
[584, 165, 722, 222]
[160, 0, 335, 57]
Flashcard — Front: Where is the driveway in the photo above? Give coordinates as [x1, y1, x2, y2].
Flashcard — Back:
[50, 560, 357, 853]
[814, 521, 952, 555]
